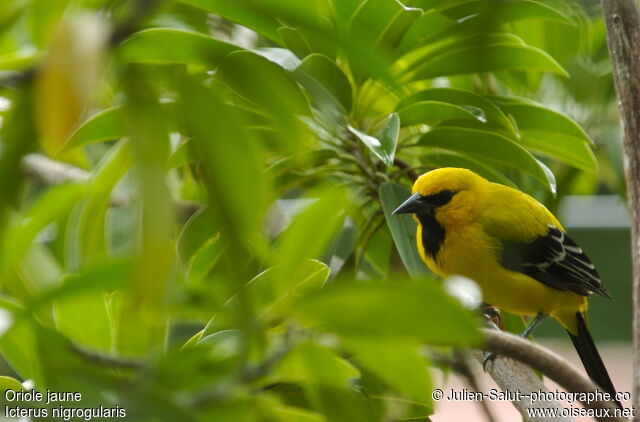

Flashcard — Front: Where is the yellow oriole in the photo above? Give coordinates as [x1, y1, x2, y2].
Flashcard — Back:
[393, 167, 619, 404]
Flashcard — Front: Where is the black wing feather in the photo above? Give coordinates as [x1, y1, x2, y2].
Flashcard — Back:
[500, 226, 611, 298]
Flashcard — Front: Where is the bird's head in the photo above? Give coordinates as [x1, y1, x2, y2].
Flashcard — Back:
[392, 168, 488, 222]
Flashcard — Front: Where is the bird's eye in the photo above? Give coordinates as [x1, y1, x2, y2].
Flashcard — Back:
[425, 189, 455, 206]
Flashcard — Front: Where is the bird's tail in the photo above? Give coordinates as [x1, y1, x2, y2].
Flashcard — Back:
[567, 312, 621, 409]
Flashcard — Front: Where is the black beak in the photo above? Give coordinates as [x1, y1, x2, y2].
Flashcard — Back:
[392, 192, 430, 215]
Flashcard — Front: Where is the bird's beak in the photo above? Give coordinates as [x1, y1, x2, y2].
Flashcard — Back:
[392, 192, 428, 215]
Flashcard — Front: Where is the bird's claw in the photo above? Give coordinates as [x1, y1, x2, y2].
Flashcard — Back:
[482, 351, 497, 371]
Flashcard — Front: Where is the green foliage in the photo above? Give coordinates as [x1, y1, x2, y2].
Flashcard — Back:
[0, 0, 608, 420]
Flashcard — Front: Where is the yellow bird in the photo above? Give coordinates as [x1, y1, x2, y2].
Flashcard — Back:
[393, 167, 619, 404]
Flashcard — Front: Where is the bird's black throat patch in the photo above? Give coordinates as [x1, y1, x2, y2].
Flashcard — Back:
[417, 213, 445, 258]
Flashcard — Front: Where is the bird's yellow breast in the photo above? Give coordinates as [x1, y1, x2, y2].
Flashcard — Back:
[416, 221, 587, 334]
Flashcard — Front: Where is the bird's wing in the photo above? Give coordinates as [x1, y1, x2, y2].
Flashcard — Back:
[498, 225, 610, 298]
[480, 183, 610, 298]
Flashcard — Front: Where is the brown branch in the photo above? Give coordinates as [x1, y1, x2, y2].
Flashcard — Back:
[601, 1, 640, 418]
[480, 329, 625, 422]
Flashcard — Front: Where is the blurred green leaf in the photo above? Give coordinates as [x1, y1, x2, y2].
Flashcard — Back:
[413, 43, 568, 80]
[0, 51, 39, 70]
[180, 72, 264, 243]
[217, 50, 311, 151]
[345, 339, 432, 405]
[120, 28, 239, 65]
[417, 127, 556, 191]
[30, 259, 132, 311]
[180, 0, 283, 43]
[206, 259, 330, 334]
[379, 182, 428, 278]
[52, 264, 127, 352]
[67, 140, 132, 268]
[294, 342, 372, 422]
[2, 183, 86, 277]
[65, 106, 124, 148]
[178, 207, 219, 262]
[274, 189, 347, 279]
[0, 376, 23, 394]
[186, 234, 225, 285]
[295, 282, 482, 345]
[294, 53, 352, 112]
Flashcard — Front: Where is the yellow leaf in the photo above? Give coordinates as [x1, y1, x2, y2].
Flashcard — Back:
[34, 14, 110, 158]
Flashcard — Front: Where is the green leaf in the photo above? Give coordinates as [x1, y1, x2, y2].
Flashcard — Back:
[179, 73, 264, 241]
[254, 47, 302, 71]
[397, 10, 457, 54]
[375, 3, 422, 54]
[345, 339, 432, 405]
[348, 114, 399, 167]
[416, 127, 556, 191]
[398, 100, 486, 126]
[216, 50, 311, 150]
[67, 140, 133, 268]
[419, 150, 517, 188]
[180, 0, 283, 43]
[51, 260, 133, 352]
[278, 26, 313, 58]
[400, 32, 526, 76]
[2, 183, 87, 276]
[330, 0, 361, 24]
[295, 282, 482, 345]
[0, 376, 24, 396]
[293, 343, 372, 422]
[119, 28, 238, 65]
[397, 88, 516, 133]
[294, 53, 352, 111]
[377, 113, 400, 166]
[274, 189, 347, 278]
[203, 260, 330, 336]
[66, 103, 179, 150]
[440, 0, 574, 25]
[186, 234, 225, 285]
[379, 182, 429, 278]
[413, 43, 569, 80]
[0, 51, 39, 71]
[65, 106, 124, 148]
[29, 259, 132, 311]
[493, 99, 596, 171]
[178, 207, 219, 263]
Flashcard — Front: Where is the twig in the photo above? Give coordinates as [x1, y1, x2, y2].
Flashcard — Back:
[480, 328, 625, 422]
[392, 158, 418, 182]
[70, 342, 145, 369]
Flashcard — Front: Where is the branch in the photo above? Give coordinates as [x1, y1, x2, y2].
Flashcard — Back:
[22, 153, 200, 220]
[480, 329, 625, 422]
[472, 348, 570, 421]
[601, 1, 640, 418]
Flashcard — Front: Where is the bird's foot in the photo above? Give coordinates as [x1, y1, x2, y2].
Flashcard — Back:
[480, 305, 502, 330]
[482, 351, 497, 371]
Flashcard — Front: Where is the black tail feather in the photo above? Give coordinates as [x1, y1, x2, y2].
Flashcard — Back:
[567, 312, 621, 409]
